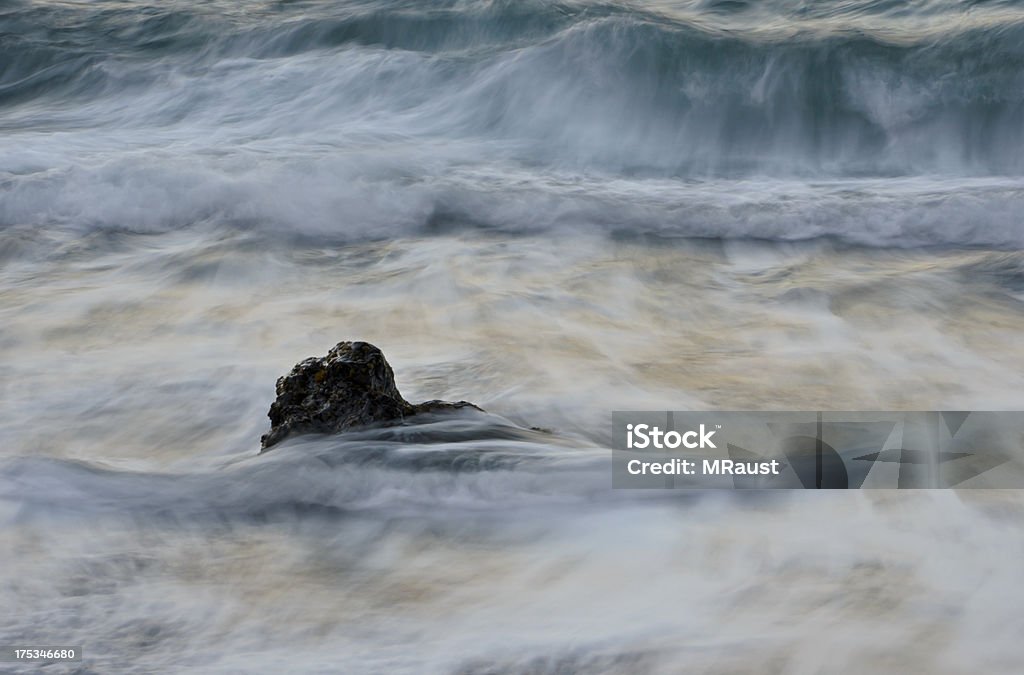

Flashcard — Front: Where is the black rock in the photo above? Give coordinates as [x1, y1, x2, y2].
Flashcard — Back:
[260, 341, 481, 450]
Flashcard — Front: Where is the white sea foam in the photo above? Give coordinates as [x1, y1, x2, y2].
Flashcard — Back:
[4, 1, 1024, 673]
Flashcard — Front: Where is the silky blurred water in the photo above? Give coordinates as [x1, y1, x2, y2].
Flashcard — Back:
[3, 0, 1024, 672]
[4, 234, 1024, 673]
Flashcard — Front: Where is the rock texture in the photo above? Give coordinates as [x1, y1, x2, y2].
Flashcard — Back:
[260, 341, 480, 450]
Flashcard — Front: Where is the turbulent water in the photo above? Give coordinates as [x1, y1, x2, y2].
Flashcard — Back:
[3, 1, 1024, 673]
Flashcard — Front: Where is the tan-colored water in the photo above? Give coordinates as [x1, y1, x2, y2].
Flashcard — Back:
[5, 234, 1024, 463]
[3, 233, 1024, 673]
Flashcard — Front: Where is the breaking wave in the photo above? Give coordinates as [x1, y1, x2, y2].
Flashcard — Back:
[3, 0, 1024, 247]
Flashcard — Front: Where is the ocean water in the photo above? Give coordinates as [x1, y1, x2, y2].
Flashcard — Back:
[3, 1, 1024, 673]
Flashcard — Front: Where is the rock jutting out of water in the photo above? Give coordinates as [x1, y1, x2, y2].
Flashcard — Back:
[260, 341, 481, 450]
